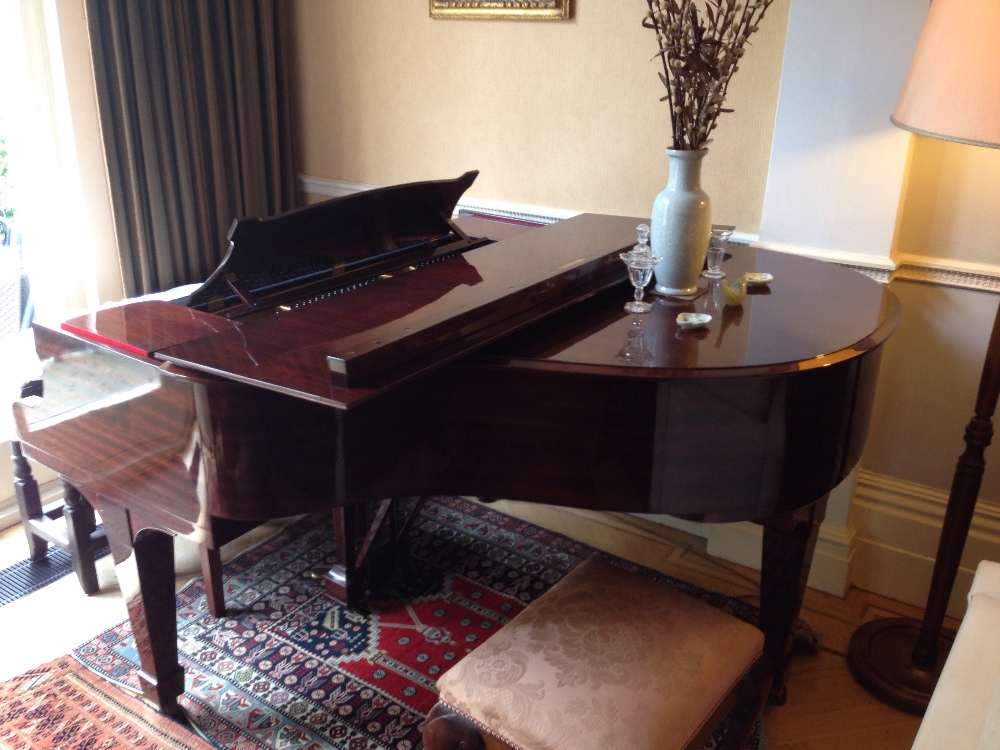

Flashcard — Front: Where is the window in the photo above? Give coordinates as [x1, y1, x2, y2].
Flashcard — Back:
[0, 0, 106, 440]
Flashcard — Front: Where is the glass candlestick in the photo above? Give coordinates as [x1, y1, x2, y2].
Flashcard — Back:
[619, 224, 660, 313]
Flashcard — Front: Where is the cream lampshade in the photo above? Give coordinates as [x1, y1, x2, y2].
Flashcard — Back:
[891, 0, 1000, 149]
[847, 0, 1000, 715]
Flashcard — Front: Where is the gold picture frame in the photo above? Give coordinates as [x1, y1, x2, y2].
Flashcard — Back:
[429, 0, 572, 21]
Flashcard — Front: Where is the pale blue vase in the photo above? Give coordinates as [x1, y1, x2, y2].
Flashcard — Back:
[651, 149, 712, 296]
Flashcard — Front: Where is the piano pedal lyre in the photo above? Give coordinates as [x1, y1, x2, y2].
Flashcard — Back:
[315, 497, 431, 609]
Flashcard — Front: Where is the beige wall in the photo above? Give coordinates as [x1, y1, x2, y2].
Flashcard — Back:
[287, 0, 1000, 610]
[863, 279, 1000, 504]
[895, 136, 1000, 268]
[289, 0, 790, 234]
[865, 131, 1000, 507]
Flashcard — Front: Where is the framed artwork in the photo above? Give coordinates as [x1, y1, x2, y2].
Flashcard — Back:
[429, 0, 572, 20]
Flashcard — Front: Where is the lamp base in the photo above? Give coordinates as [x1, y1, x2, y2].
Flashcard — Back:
[847, 617, 955, 715]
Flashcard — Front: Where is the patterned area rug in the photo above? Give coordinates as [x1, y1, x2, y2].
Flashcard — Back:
[72, 497, 761, 749]
[0, 656, 211, 749]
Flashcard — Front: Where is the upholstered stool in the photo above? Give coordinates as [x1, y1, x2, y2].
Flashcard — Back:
[423, 559, 770, 750]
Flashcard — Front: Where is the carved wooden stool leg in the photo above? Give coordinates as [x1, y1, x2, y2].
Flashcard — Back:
[62, 481, 101, 595]
[11, 440, 46, 560]
[716, 659, 773, 750]
[422, 702, 486, 750]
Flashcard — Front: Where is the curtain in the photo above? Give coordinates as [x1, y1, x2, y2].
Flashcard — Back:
[86, 0, 298, 296]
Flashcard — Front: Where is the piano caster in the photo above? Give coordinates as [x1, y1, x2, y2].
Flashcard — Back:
[791, 619, 821, 654]
[322, 565, 369, 611]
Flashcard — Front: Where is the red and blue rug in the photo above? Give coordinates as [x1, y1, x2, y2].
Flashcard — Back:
[72, 496, 761, 749]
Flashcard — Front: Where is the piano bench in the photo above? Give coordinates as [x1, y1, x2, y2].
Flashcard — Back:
[423, 559, 769, 750]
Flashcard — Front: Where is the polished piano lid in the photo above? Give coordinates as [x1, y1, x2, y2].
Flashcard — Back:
[58, 214, 899, 411]
[484, 246, 900, 378]
[153, 214, 637, 405]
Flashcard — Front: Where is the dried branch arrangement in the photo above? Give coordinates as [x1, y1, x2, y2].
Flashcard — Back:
[644, 0, 775, 150]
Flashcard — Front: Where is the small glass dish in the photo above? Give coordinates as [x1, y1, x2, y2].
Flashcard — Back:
[743, 272, 774, 287]
[676, 312, 712, 329]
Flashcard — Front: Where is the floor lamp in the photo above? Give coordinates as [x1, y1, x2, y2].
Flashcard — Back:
[847, 0, 1000, 715]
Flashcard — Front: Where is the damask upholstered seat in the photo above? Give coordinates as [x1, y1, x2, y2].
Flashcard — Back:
[423, 559, 769, 750]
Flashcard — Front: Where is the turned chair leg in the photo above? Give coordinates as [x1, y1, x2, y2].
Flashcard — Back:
[11, 443, 106, 594]
[11, 440, 47, 561]
[11, 441, 105, 595]
[62, 481, 101, 595]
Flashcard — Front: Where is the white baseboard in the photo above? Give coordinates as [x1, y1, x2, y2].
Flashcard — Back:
[635, 514, 855, 597]
[0, 497, 22, 531]
[851, 470, 1000, 618]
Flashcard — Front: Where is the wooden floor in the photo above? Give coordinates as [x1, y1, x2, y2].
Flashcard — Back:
[489, 500, 951, 750]
[0, 498, 953, 749]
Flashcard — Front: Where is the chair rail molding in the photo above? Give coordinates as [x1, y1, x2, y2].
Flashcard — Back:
[299, 175, 579, 229]
[892, 254, 1000, 293]
[300, 175, 1000, 292]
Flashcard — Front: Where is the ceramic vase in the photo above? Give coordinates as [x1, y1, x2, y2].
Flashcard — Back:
[651, 149, 711, 297]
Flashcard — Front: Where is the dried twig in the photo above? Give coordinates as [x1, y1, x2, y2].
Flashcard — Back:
[643, 0, 775, 150]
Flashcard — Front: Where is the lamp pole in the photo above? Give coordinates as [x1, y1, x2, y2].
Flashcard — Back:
[848, 301, 1000, 713]
[844, 0, 1000, 714]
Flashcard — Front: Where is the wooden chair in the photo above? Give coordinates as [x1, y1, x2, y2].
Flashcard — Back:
[12, 374, 411, 613]
[11, 378, 251, 612]
[10, 437, 261, 614]
[423, 559, 771, 750]
[11, 440, 105, 595]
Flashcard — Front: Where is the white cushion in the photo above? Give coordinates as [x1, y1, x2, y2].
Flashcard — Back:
[912, 562, 1000, 749]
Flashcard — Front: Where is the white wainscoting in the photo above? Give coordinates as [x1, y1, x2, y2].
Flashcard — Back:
[568, 469, 1000, 613]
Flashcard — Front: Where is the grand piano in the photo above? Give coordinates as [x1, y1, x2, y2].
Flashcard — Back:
[12, 172, 899, 718]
